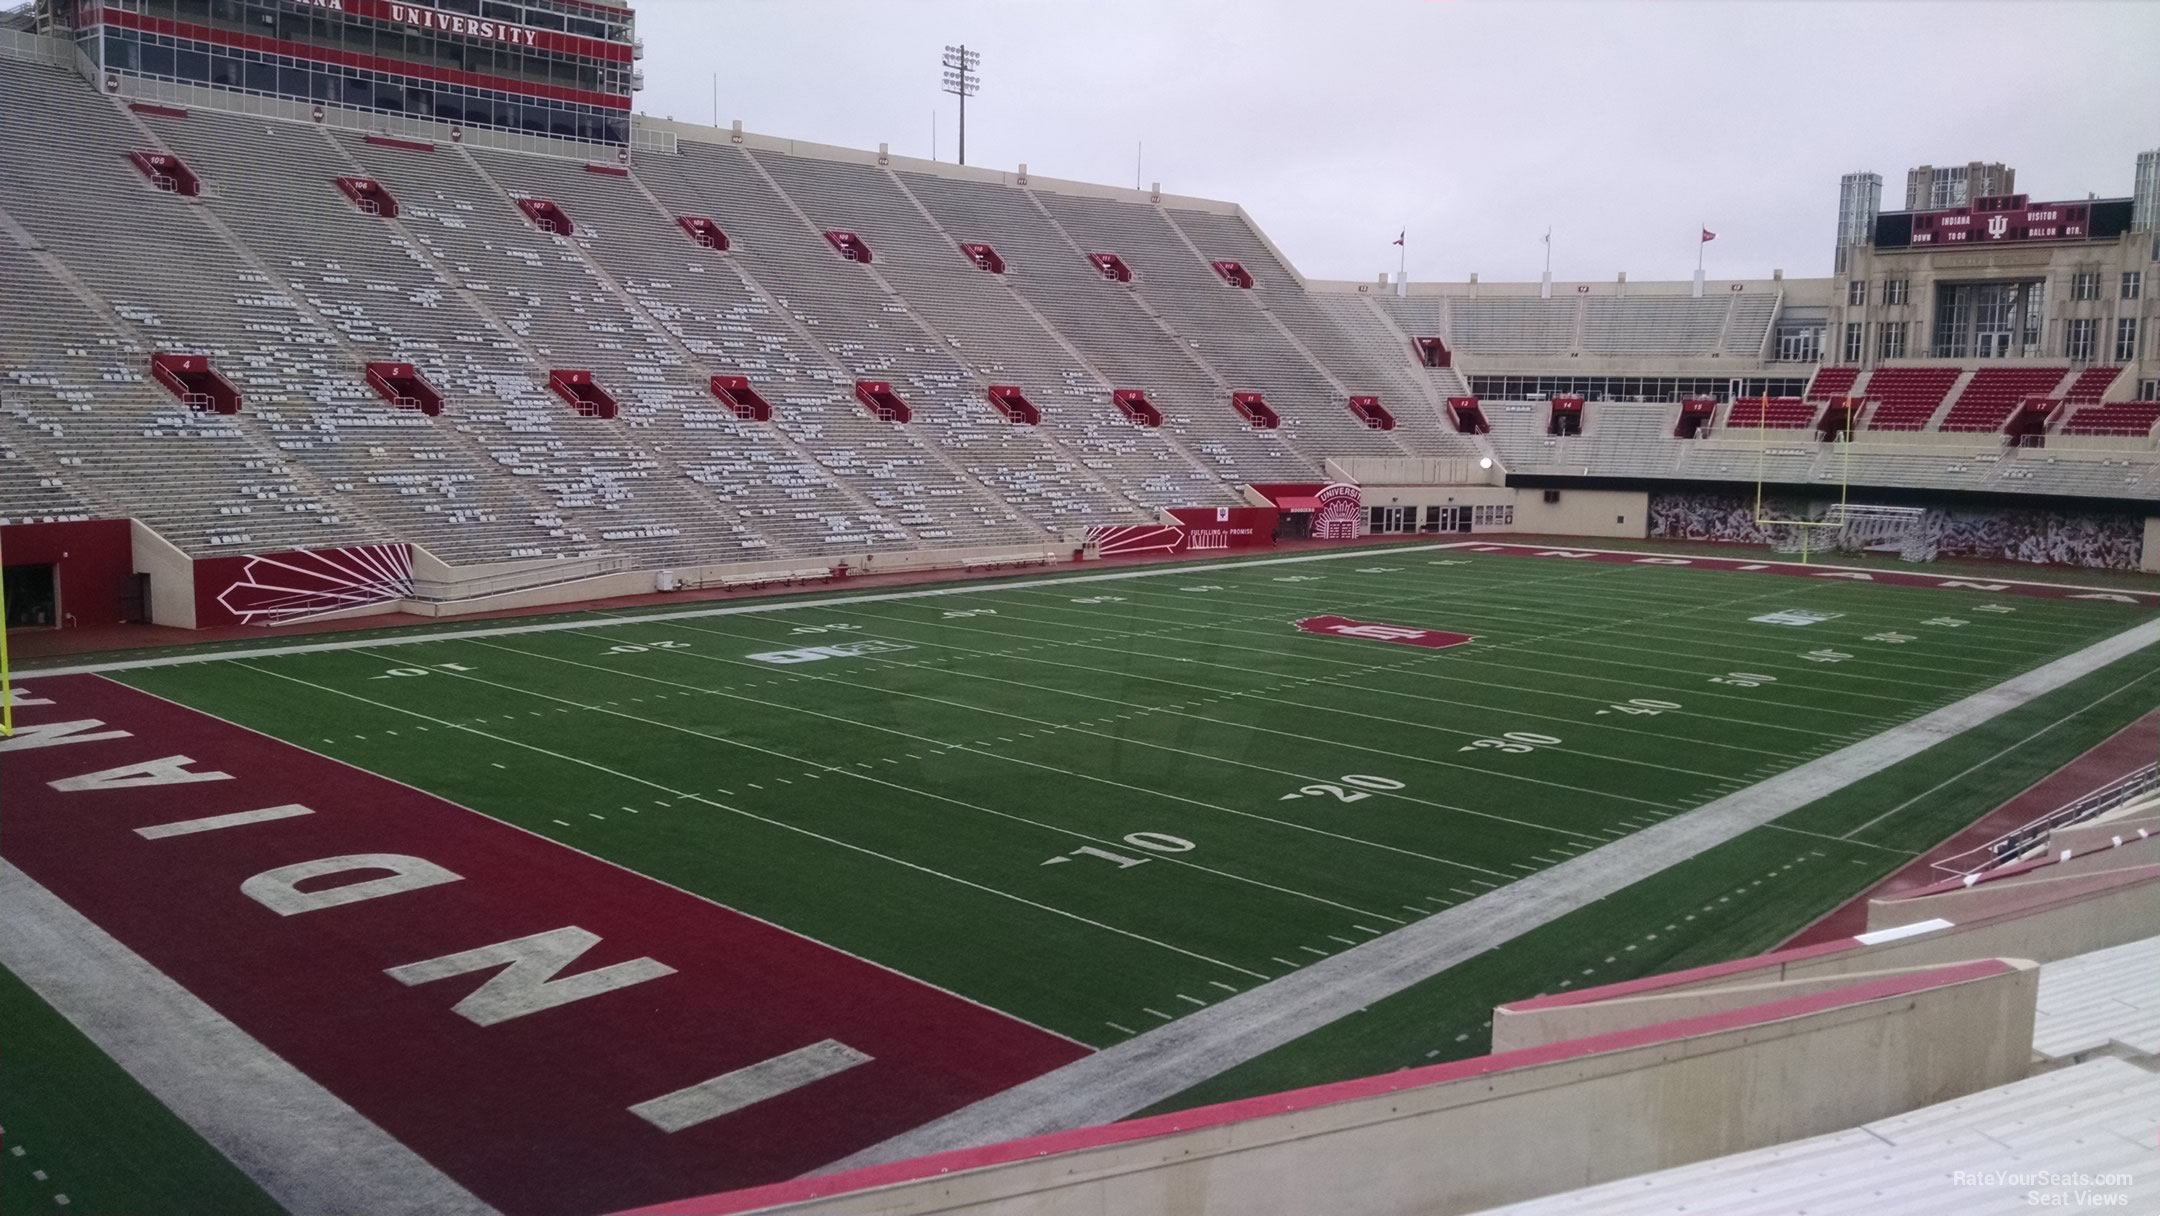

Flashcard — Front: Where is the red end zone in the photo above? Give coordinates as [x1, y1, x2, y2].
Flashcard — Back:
[0, 675, 1085, 1216]
[1295, 615, 1474, 649]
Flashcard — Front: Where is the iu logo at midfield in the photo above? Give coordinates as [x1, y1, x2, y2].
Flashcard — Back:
[1295, 615, 1474, 650]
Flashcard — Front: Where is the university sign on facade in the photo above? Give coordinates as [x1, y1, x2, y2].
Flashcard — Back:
[384, 1, 543, 48]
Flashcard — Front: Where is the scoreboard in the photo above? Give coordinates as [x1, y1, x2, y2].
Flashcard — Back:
[1876, 194, 2133, 250]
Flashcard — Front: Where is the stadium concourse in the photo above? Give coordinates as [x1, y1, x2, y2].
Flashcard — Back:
[3, 2, 2160, 1214]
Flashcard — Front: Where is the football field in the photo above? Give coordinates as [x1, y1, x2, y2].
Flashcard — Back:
[6, 540, 2158, 1215]
[96, 546, 2149, 1037]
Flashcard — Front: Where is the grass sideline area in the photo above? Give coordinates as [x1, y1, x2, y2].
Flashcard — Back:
[0, 965, 285, 1216]
[5, 542, 2153, 1211]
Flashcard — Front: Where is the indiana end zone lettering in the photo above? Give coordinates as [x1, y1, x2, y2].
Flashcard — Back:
[0, 674, 1082, 1214]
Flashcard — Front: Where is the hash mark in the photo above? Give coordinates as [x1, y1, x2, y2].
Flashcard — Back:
[1176, 993, 1207, 1007]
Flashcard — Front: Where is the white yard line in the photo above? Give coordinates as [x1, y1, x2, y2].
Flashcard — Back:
[0, 860, 500, 1216]
[235, 662, 1271, 983]
[826, 612, 2160, 1170]
[449, 635, 1537, 869]
[22, 544, 1488, 678]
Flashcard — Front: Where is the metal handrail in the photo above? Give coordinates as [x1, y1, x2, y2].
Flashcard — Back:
[1928, 763, 2160, 879]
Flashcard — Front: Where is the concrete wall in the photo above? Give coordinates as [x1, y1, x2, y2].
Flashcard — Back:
[2145, 518, 2160, 573]
[1492, 963, 1996, 1052]
[1513, 488, 1650, 539]
[1330, 457, 1500, 486]
[1494, 869, 2160, 1051]
[390, 543, 1064, 620]
[710, 965, 2034, 1216]
[129, 520, 197, 629]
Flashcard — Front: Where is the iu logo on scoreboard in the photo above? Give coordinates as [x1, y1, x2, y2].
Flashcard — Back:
[1295, 615, 1473, 650]
[1985, 213, 2009, 239]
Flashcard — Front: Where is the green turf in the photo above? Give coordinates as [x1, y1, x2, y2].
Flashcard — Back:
[0, 963, 287, 1216]
[1147, 640, 2160, 1113]
[1527, 533, 2160, 591]
[102, 546, 2151, 1044]
[10, 544, 2153, 1208]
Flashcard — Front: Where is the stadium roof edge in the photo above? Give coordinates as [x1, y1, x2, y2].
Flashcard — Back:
[630, 112, 1243, 217]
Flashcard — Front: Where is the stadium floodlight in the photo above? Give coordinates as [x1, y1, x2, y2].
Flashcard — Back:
[1478, 456, 1493, 470]
[940, 44, 982, 165]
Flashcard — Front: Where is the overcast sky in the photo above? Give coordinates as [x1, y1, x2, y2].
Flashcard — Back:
[634, 1, 2160, 286]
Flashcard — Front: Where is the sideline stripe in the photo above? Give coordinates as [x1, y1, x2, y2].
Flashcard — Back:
[20, 545, 1483, 678]
[829, 612, 2160, 1168]
[0, 860, 498, 1216]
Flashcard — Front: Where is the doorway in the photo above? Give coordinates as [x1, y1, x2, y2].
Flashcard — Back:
[3, 562, 58, 628]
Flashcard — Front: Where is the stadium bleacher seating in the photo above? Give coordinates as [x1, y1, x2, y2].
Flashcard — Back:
[0, 54, 2154, 568]
[1859, 366, 1963, 431]
[1804, 365, 1859, 401]
[2060, 401, 2160, 437]
[1723, 396, 1817, 429]
[2061, 365, 2123, 403]
[1939, 366, 2067, 432]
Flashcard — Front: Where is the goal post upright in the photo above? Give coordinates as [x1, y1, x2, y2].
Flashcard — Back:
[1751, 390, 1854, 565]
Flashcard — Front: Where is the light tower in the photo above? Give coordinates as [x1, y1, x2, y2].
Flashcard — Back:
[941, 44, 981, 166]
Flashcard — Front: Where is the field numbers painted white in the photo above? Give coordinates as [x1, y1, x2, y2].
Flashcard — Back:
[1181, 585, 1226, 592]
[1272, 575, 1323, 583]
[1973, 603, 2015, 614]
[1709, 672, 1778, 688]
[1800, 649, 1853, 664]
[1750, 609, 1844, 627]
[1041, 832, 1197, 868]
[941, 609, 998, 619]
[1327, 623, 1429, 641]
[1070, 596, 1126, 605]
[788, 623, 862, 635]
[1864, 632, 1915, 644]
[746, 639, 913, 666]
[604, 640, 692, 654]
[1597, 698, 1680, 717]
[1458, 732, 1560, 755]
[1921, 617, 1968, 628]
[1427, 559, 1470, 566]
[1355, 566, 1402, 574]
[1280, 774, 1406, 802]
[370, 662, 475, 680]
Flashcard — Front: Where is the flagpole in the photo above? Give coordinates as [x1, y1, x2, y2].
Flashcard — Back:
[1698, 221, 1706, 273]
[1544, 226, 1552, 277]
[1398, 229, 1406, 285]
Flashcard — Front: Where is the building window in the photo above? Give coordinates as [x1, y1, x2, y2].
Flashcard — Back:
[2066, 317, 2098, 361]
[1843, 322, 1865, 363]
[1877, 321, 1907, 360]
[2117, 318, 2141, 363]
[2072, 270, 2100, 301]
[1847, 279, 1867, 306]
[1884, 278, 1908, 307]
[2142, 378, 2160, 400]
[2124, 271, 2144, 300]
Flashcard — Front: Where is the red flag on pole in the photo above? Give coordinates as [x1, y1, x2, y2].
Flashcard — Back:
[1392, 230, 1405, 246]
[1700, 228, 1717, 243]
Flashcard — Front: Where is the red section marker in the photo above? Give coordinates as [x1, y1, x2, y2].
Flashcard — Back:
[1295, 615, 1474, 649]
[0, 675, 1085, 1216]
